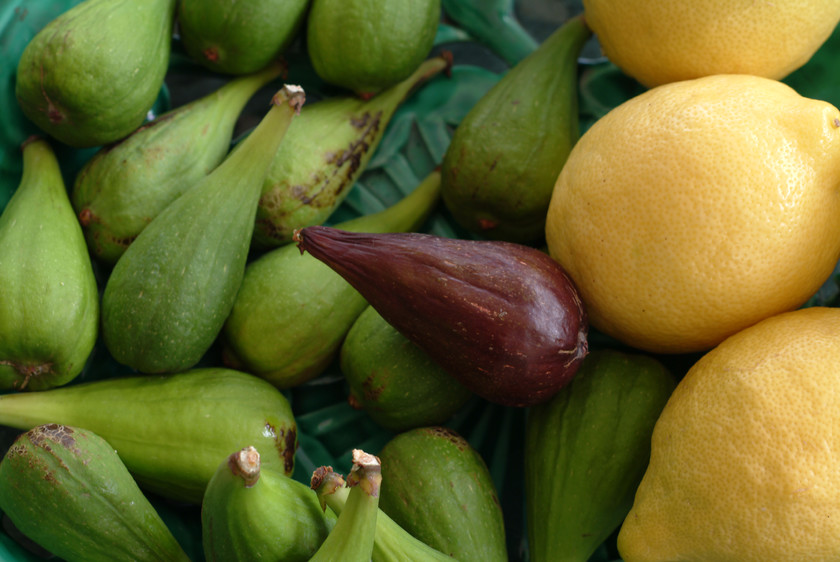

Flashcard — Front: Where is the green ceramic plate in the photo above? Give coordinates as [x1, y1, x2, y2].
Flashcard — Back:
[2, 1, 840, 561]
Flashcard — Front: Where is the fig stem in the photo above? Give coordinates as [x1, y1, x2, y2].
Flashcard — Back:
[311, 452, 453, 561]
[227, 446, 261, 488]
[309, 449, 380, 562]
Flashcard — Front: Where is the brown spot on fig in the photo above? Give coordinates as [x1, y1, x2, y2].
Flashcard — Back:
[203, 46, 219, 62]
[266, 421, 297, 475]
[423, 426, 467, 451]
[347, 393, 363, 410]
[78, 207, 94, 226]
[361, 374, 385, 402]
[47, 103, 64, 124]
[478, 218, 498, 230]
[0, 361, 54, 390]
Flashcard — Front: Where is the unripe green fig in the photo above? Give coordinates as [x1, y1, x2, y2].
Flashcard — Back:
[306, 0, 441, 97]
[0, 424, 190, 562]
[253, 54, 451, 247]
[73, 62, 283, 264]
[178, 0, 310, 75]
[310, 450, 381, 562]
[311, 464, 453, 562]
[377, 427, 508, 561]
[525, 349, 676, 562]
[222, 169, 442, 389]
[202, 446, 335, 562]
[0, 137, 98, 391]
[15, 0, 176, 147]
[340, 305, 472, 432]
[294, 226, 588, 407]
[101, 85, 305, 374]
[441, 15, 591, 244]
[0, 368, 297, 504]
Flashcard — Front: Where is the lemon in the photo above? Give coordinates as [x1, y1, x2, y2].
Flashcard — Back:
[617, 306, 840, 561]
[583, 0, 840, 88]
[545, 74, 840, 354]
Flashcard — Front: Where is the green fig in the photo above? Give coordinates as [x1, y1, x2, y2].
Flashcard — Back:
[101, 85, 305, 374]
[340, 305, 472, 432]
[0, 137, 98, 391]
[0, 424, 190, 562]
[222, 169, 442, 389]
[309, 450, 381, 562]
[202, 446, 335, 562]
[15, 0, 176, 147]
[377, 427, 508, 561]
[73, 62, 284, 264]
[306, 0, 441, 97]
[311, 465, 454, 562]
[253, 54, 451, 247]
[524, 349, 675, 562]
[440, 15, 591, 243]
[178, 0, 310, 75]
[0, 368, 297, 504]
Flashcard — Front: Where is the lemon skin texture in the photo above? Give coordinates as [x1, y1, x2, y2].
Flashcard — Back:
[617, 306, 840, 562]
[583, 0, 840, 88]
[545, 74, 840, 354]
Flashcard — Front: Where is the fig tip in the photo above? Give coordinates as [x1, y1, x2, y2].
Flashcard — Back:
[273, 84, 305, 114]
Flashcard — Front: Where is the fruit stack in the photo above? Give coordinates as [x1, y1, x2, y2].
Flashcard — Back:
[1, 0, 840, 561]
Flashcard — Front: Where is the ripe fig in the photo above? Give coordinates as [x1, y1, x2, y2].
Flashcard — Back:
[294, 226, 589, 407]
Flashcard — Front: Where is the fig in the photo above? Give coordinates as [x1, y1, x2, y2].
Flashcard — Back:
[0, 137, 98, 391]
[0, 368, 297, 504]
[311, 464, 453, 561]
[306, 0, 441, 97]
[178, 0, 309, 75]
[377, 426, 507, 561]
[524, 349, 676, 562]
[201, 446, 335, 562]
[294, 226, 588, 407]
[441, 15, 591, 244]
[309, 450, 381, 562]
[253, 54, 451, 248]
[101, 85, 304, 374]
[0, 424, 190, 562]
[340, 304, 472, 431]
[15, 0, 176, 147]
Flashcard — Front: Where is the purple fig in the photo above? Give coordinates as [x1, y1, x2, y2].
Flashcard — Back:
[293, 226, 589, 407]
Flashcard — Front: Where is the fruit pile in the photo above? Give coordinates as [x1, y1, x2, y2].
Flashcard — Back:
[2, 0, 840, 561]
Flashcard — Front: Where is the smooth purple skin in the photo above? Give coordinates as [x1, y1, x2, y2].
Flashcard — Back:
[295, 226, 588, 407]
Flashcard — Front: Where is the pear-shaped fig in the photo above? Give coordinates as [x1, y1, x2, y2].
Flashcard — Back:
[441, 15, 591, 244]
[101, 85, 305, 374]
[294, 226, 588, 407]
[0, 137, 98, 391]
[15, 0, 176, 147]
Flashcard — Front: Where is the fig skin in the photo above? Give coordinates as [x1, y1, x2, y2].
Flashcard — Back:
[295, 226, 589, 407]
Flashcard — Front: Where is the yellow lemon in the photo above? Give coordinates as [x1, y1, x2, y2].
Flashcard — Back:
[583, 0, 840, 88]
[617, 306, 840, 561]
[545, 74, 840, 354]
